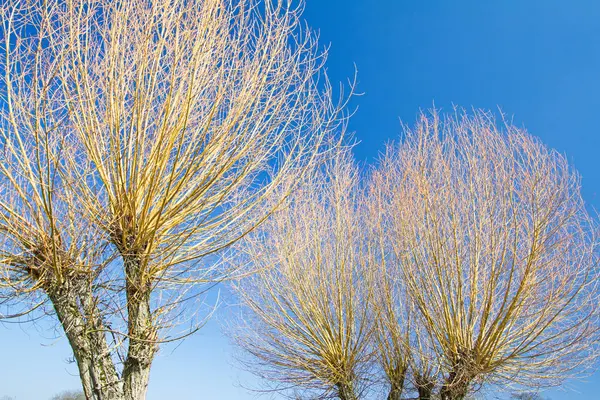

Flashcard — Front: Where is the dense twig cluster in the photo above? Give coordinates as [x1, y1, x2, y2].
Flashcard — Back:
[232, 150, 374, 400]
[232, 110, 600, 400]
[0, 1, 346, 399]
[1, 0, 598, 399]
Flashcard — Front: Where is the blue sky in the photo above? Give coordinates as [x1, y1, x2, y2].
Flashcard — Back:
[2, 1, 600, 399]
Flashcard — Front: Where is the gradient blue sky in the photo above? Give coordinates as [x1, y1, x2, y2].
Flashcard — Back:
[2, 1, 600, 399]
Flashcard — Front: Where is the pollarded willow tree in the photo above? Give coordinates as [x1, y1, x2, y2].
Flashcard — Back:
[371, 109, 600, 400]
[0, 0, 348, 399]
[231, 152, 375, 400]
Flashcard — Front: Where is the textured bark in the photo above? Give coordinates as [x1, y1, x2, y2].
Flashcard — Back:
[121, 257, 156, 400]
[49, 281, 123, 400]
[46, 256, 157, 400]
[439, 371, 470, 400]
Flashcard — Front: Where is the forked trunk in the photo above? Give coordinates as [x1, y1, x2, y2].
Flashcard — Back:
[49, 256, 158, 400]
[49, 282, 123, 400]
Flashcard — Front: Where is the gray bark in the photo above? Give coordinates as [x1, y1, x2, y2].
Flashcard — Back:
[49, 281, 123, 400]
[39, 242, 158, 399]
[121, 257, 156, 400]
[49, 260, 157, 400]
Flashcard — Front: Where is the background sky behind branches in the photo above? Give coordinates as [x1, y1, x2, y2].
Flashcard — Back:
[2, 0, 600, 398]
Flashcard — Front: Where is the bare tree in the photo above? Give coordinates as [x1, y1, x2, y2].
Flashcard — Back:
[230, 152, 374, 400]
[371, 109, 600, 400]
[0, 0, 347, 399]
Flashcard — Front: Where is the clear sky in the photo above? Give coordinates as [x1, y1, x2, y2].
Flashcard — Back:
[2, 0, 600, 399]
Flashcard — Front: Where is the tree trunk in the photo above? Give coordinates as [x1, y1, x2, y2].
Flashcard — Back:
[386, 373, 405, 400]
[49, 282, 123, 400]
[387, 387, 401, 400]
[439, 371, 470, 400]
[122, 257, 156, 400]
[414, 372, 435, 400]
[49, 256, 158, 400]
